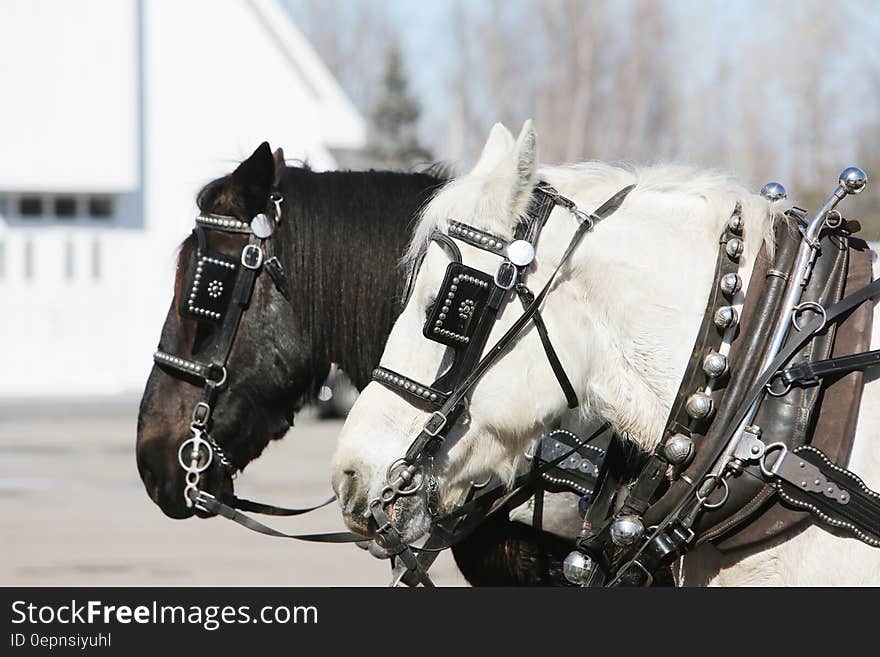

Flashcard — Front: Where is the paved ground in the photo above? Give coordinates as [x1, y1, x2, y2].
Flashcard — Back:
[0, 403, 467, 586]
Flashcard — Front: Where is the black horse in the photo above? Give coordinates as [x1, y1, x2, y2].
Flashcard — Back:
[136, 143, 573, 585]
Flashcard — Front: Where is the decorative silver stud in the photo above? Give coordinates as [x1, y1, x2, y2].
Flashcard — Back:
[714, 306, 738, 329]
[702, 351, 729, 378]
[562, 550, 594, 585]
[507, 239, 536, 267]
[663, 434, 694, 465]
[251, 213, 275, 238]
[610, 515, 645, 547]
[720, 273, 741, 296]
[725, 238, 744, 260]
[686, 392, 714, 419]
[727, 214, 744, 234]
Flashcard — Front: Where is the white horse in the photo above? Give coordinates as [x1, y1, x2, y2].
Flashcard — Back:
[331, 120, 880, 586]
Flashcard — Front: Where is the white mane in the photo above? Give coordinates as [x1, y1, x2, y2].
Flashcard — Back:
[406, 158, 782, 269]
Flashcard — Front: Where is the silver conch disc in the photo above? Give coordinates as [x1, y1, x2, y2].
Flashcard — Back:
[507, 240, 535, 267]
[251, 213, 275, 238]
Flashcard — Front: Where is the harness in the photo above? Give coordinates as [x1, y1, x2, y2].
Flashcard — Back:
[367, 183, 636, 586]
[152, 190, 363, 545]
[563, 167, 880, 586]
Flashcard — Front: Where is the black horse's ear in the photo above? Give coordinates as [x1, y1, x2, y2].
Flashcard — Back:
[229, 142, 275, 213]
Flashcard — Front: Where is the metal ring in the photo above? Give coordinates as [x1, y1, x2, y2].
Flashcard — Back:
[178, 435, 213, 472]
[765, 373, 792, 398]
[760, 442, 789, 478]
[695, 474, 729, 509]
[825, 210, 843, 228]
[573, 209, 594, 230]
[791, 301, 826, 333]
[207, 366, 228, 388]
[386, 458, 424, 497]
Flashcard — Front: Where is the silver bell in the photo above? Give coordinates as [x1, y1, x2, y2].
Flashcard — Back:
[702, 351, 729, 378]
[727, 214, 744, 234]
[714, 306, 738, 330]
[725, 238, 744, 260]
[664, 433, 694, 465]
[760, 182, 787, 201]
[720, 273, 741, 296]
[838, 167, 867, 195]
[610, 515, 645, 547]
[686, 392, 714, 419]
[507, 239, 535, 267]
[562, 550, 594, 585]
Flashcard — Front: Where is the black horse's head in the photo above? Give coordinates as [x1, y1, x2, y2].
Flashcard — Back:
[136, 142, 319, 518]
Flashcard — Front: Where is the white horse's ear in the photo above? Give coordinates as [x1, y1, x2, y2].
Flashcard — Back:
[509, 119, 538, 216]
[471, 123, 515, 175]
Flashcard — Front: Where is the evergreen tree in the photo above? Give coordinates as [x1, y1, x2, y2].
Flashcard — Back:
[366, 44, 432, 169]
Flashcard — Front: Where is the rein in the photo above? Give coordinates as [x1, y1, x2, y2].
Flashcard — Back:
[152, 191, 364, 545]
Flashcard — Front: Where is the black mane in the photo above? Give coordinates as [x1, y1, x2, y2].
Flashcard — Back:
[198, 166, 447, 391]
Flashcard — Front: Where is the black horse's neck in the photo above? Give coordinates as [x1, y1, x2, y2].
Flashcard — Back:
[275, 167, 445, 392]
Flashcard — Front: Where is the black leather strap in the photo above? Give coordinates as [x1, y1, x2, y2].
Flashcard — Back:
[195, 492, 365, 543]
[228, 494, 335, 516]
[516, 285, 579, 409]
[777, 348, 880, 389]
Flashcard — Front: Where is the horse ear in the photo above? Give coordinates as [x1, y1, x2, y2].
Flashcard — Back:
[273, 147, 285, 186]
[229, 142, 275, 211]
[471, 123, 515, 175]
[509, 119, 538, 216]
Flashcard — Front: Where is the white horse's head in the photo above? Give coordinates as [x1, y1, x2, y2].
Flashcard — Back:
[331, 120, 771, 543]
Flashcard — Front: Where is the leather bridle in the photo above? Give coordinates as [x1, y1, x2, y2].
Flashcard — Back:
[367, 182, 636, 585]
[152, 190, 364, 545]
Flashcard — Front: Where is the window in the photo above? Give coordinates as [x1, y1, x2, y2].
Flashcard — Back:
[91, 239, 101, 280]
[88, 196, 114, 219]
[64, 241, 75, 281]
[24, 240, 34, 280]
[54, 196, 77, 218]
[19, 196, 43, 217]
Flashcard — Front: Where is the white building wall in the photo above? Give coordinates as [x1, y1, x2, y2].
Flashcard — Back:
[0, 0, 365, 398]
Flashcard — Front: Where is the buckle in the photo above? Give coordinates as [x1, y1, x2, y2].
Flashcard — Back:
[241, 243, 264, 270]
[493, 260, 517, 290]
[423, 411, 447, 437]
[191, 401, 211, 426]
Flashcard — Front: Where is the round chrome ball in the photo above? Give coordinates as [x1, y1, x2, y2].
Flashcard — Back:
[686, 392, 714, 419]
[507, 239, 536, 267]
[760, 182, 787, 201]
[664, 433, 694, 465]
[562, 550, 594, 585]
[838, 167, 867, 195]
[714, 305, 738, 329]
[610, 515, 645, 547]
[702, 351, 729, 378]
[720, 273, 742, 296]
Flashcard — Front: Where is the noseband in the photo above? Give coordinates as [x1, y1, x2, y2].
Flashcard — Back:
[367, 183, 636, 584]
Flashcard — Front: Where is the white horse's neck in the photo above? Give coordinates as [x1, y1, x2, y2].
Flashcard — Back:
[536, 164, 773, 451]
